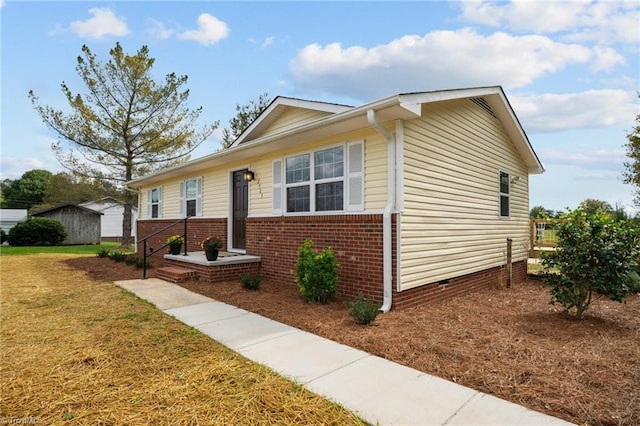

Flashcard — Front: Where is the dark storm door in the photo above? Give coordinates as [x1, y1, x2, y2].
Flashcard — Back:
[232, 170, 248, 249]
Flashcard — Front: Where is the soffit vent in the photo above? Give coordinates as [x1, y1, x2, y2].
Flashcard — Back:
[470, 97, 497, 118]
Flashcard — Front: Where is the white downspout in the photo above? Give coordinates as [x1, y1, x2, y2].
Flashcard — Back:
[367, 109, 395, 313]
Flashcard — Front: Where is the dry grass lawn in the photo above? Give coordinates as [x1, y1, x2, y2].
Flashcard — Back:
[0, 254, 365, 425]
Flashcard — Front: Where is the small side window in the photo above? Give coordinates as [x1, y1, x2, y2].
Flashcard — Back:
[148, 187, 162, 219]
[499, 171, 510, 218]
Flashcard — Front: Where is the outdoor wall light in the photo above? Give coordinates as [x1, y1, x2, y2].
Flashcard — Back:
[243, 170, 255, 182]
[510, 176, 521, 184]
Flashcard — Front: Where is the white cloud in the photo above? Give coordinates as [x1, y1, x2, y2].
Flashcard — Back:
[0, 157, 47, 180]
[458, 1, 640, 44]
[590, 46, 626, 72]
[510, 89, 637, 133]
[177, 13, 229, 46]
[249, 36, 275, 48]
[147, 19, 174, 40]
[537, 148, 625, 171]
[68, 8, 129, 39]
[261, 36, 275, 48]
[290, 28, 593, 99]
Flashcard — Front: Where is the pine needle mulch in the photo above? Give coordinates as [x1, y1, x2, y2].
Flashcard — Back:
[61, 256, 640, 425]
[0, 254, 365, 425]
[176, 270, 640, 426]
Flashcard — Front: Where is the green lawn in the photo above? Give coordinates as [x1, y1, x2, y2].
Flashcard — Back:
[0, 242, 132, 256]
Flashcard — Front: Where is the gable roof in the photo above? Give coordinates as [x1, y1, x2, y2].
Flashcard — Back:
[230, 97, 352, 147]
[128, 86, 543, 187]
[79, 196, 138, 211]
[31, 204, 103, 216]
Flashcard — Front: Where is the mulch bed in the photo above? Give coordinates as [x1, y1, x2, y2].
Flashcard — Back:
[66, 256, 640, 425]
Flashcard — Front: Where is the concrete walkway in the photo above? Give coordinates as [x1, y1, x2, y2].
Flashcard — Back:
[116, 278, 574, 426]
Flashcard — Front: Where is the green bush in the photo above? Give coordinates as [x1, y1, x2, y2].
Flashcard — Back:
[240, 273, 261, 290]
[348, 293, 381, 325]
[7, 217, 67, 246]
[126, 255, 152, 269]
[108, 251, 127, 262]
[295, 239, 338, 304]
[542, 208, 640, 318]
[0, 229, 6, 244]
[96, 248, 111, 258]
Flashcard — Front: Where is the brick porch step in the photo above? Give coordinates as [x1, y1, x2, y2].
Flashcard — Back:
[156, 266, 198, 283]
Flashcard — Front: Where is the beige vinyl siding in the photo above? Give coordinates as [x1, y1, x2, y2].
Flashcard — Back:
[400, 98, 529, 291]
[248, 157, 274, 215]
[139, 128, 390, 218]
[249, 128, 388, 215]
[200, 168, 230, 216]
[260, 108, 334, 138]
[363, 132, 387, 211]
[159, 181, 181, 218]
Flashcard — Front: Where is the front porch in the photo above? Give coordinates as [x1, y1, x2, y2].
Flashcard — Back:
[158, 251, 261, 283]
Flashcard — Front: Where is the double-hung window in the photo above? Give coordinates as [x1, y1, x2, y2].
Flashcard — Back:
[499, 171, 510, 218]
[147, 187, 162, 219]
[180, 177, 202, 217]
[315, 146, 344, 211]
[285, 154, 311, 212]
[273, 141, 363, 214]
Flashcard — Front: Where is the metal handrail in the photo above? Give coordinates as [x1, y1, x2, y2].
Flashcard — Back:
[140, 217, 189, 279]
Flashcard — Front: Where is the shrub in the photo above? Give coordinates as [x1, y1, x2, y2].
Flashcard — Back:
[295, 239, 338, 304]
[108, 251, 127, 263]
[348, 293, 381, 325]
[542, 208, 640, 318]
[0, 229, 6, 244]
[96, 248, 111, 258]
[126, 255, 152, 269]
[240, 273, 261, 291]
[7, 217, 66, 246]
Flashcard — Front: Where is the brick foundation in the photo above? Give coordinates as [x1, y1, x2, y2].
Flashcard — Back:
[139, 215, 527, 309]
[392, 260, 528, 309]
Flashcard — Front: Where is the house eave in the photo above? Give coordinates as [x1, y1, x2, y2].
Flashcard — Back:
[127, 96, 421, 187]
[127, 86, 545, 187]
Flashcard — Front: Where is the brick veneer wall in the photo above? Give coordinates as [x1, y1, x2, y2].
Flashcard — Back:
[137, 218, 227, 256]
[139, 215, 528, 309]
[246, 214, 393, 302]
[392, 260, 528, 309]
[164, 258, 260, 282]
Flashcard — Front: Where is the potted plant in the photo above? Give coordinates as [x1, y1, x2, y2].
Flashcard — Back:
[201, 235, 223, 261]
[166, 234, 184, 255]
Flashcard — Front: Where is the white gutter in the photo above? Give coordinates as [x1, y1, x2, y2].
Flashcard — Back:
[367, 109, 395, 313]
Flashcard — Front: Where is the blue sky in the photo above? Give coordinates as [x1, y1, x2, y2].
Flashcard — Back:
[1, 1, 639, 213]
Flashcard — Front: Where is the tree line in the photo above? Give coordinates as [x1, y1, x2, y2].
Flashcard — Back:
[530, 198, 638, 222]
[0, 170, 123, 211]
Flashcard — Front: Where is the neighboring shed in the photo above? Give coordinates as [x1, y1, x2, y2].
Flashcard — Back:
[80, 197, 138, 242]
[0, 209, 28, 232]
[32, 204, 102, 245]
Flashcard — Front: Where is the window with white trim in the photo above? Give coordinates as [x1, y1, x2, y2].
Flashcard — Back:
[273, 141, 363, 214]
[499, 171, 510, 218]
[147, 187, 162, 219]
[180, 177, 202, 217]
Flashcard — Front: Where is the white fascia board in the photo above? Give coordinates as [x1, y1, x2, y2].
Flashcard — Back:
[487, 90, 545, 174]
[229, 96, 353, 148]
